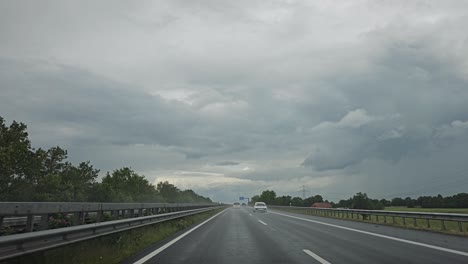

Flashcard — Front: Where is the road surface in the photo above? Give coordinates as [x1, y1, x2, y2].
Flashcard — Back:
[124, 207, 468, 264]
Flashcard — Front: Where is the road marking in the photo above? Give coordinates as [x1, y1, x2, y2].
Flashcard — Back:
[132, 209, 227, 264]
[303, 249, 331, 264]
[249, 214, 252, 216]
[258, 220, 268, 225]
[271, 211, 468, 257]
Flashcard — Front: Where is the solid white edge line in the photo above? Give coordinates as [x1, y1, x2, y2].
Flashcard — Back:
[303, 249, 332, 264]
[132, 209, 227, 264]
[258, 220, 268, 225]
[271, 211, 468, 257]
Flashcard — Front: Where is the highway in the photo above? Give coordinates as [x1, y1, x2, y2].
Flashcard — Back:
[124, 207, 468, 264]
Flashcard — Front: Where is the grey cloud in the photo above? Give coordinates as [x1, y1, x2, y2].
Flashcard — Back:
[214, 161, 240, 166]
[2, 1, 468, 202]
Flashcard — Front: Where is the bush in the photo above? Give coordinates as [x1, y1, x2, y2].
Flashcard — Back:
[49, 213, 72, 229]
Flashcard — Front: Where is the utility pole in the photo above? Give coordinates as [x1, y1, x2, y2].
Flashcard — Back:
[299, 185, 309, 199]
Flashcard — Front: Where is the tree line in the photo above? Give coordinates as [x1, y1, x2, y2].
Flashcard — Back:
[251, 190, 468, 210]
[251, 190, 325, 207]
[0, 116, 211, 203]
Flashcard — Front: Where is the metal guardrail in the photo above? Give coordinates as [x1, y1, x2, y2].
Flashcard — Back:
[0, 206, 224, 261]
[269, 205, 468, 233]
[0, 202, 217, 232]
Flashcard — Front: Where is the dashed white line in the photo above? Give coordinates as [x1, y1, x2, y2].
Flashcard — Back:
[303, 249, 331, 264]
[132, 209, 227, 264]
[271, 211, 468, 257]
[258, 220, 268, 225]
[249, 214, 252, 216]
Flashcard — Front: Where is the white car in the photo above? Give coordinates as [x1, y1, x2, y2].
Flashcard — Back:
[253, 202, 267, 212]
[233, 202, 241, 208]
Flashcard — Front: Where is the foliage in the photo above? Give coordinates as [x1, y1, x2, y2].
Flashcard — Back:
[0, 116, 211, 203]
[251, 190, 325, 207]
[49, 213, 72, 229]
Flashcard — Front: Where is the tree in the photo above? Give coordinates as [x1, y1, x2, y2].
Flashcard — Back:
[379, 199, 391, 207]
[99, 168, 158, 202]
[404, 197, 415, 208]
[157, 181, 180, 202]
[60, 161, 99, 201]
[350, 192, 383, 210]
[275, 195, 292, 206]
[303, 195, 324, 206]
[251, 195, 261, 204]
[391, 197, 405, 206]
[291, 197, 304, 206]
[259, 190, 277, 205]
[0, 117, 34, 200]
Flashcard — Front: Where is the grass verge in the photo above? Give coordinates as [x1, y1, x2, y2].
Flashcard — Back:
[2, 208, 225, 264]
[275, 208, 468, 237]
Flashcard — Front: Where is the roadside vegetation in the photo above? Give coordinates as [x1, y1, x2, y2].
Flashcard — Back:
[0, 116, 211, 203]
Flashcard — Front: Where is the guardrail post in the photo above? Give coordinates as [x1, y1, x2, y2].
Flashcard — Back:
[112, 210, 119, 219]
[96, 210, 102, 223]
[458, 221, 463, 233]
[0, 216, 3, 229]
[392, 216, 395, 224]
[441, 220, 446, 231]
[413, 218, 417, 227]
[38, 214, 49, 230]
[402, 217, 406, 226]
[426, 219, 430, 228]
[73, 212, 84, 226]
[138, 209, 143, 217]
[25, 215, 34, 232]
[383, 215, 387, 224]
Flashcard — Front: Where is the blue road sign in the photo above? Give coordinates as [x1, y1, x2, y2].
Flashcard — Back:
[239, 196, 244, 200]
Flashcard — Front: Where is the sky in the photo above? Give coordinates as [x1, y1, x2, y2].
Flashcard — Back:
[1, 0, 468, 203]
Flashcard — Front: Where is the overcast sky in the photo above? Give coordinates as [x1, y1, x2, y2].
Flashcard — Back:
[1, 0, 468, 202]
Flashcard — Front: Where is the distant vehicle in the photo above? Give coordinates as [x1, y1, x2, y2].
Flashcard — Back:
[233, 202, 241, 208]
[241, 203, 247, 206]
[253, 202, 267, 212]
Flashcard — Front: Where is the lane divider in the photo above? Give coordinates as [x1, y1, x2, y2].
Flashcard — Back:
[271, 211, 468, 257]
[258, 220, 268, 226]
[133, 209, 227, 264]
[303, 249, 332, 264]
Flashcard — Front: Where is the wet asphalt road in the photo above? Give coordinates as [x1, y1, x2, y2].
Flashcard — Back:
[124, 207, 468, 264]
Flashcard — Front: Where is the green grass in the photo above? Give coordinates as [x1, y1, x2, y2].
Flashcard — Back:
[276, 208, 468, 237]
[3, 208, 225, 264]
[384, 207, 468, 214]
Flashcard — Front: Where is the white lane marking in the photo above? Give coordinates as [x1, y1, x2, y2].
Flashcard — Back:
[303, 249, 331, 264]
[258, 220, 268, 225]
[249, 214, 252, 216]
[271, 211, 468, 257]
[133, 209, 227, 264]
